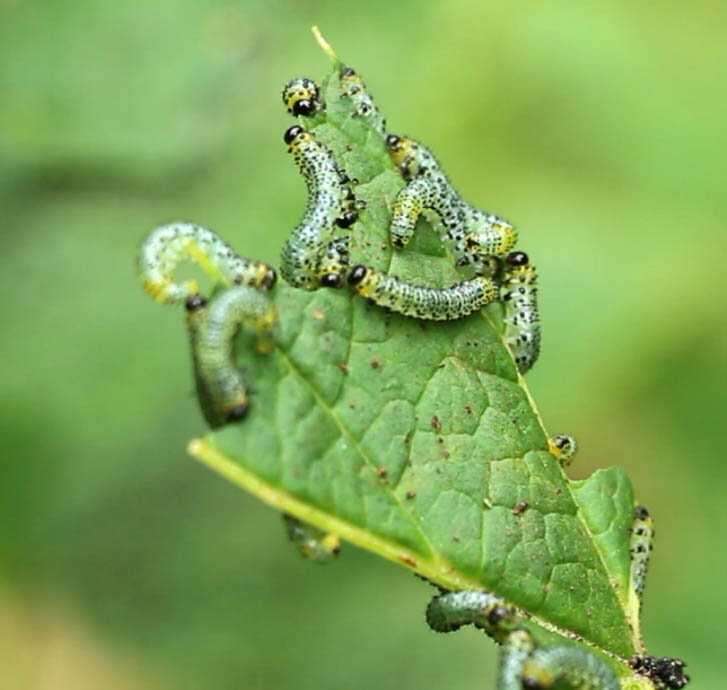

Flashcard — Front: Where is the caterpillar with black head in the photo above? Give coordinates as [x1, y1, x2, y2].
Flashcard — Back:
[138, 223, 276, 304]
[385, 134, 517, 276]
[282, 77, 322, 118]
[185, 286, 276, 429]
[339, 64, 386, 136]
[630, 505, 655, 609]
[283, 514, 341, 564]
[548, 435, 578, 465]
[501, 251, 541, 374]
[425, 590, 513, 636]
[499, 629, 535, 690]
[347, 265, 497, 321]
[520, 646, 620, 690]
[281, 125, 356, 289]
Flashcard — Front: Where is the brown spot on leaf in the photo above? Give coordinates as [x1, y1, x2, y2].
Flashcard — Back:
[431, 415, 442, 431]
[512, 500, 529, 516]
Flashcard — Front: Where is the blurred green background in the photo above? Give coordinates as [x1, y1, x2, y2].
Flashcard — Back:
[1, 0, 725, 688]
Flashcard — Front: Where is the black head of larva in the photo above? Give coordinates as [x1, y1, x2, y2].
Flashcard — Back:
[226, 402, 249, 422]
[262, 267, 277, 289]
[292, 98, 316, 117]
[284, 125, 304, 145]
[521, 679, 543, 690]
[385, 133, 401, 150]
[185, 294, 207, 311]
[506, 251, 529, 267]
[320, 273, 343, 289]
[635, 505, 650, 520]
[335, 210, 358, 228]
[347, 265, 368, 286]
[341, 65, 356, 77]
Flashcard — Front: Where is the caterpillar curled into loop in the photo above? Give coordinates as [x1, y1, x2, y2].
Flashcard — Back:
[282, 77, 322, 117]
[339, 64, 386, 136]
[425, 591, 513, 636]
[138, 222, 276, 304]
[283, 514, 341, 563]
[629, 505, 655, 608]
[548, 434, 578, 465]
[385, 134, 516, 275]
[185, 286, 277, 429]
[281, 125, 356, 289]
[347, 265, 497, 321]
[520, 645, 620, 690]
[501, 251, 541, 374]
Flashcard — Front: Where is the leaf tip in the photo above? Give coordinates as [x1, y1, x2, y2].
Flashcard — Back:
[311, 25, 338, 62]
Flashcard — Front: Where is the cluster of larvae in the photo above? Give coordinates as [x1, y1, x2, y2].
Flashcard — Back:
[136, 59, 688, 689]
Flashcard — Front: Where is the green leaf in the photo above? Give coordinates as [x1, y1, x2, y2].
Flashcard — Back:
[188, 36, 644, 680]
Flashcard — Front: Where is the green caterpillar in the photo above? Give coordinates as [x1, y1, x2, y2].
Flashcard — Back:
[283, 514, 341, 563]
[282, 77, 322, 117]
[386, 134, 517, 276]
[426, 591, 620, 690]
[501, 251, 541, 374]
[520, 646, 620, 690]
[347, 265, 497, 321]
[281, 125, 356, 289]
[138, 222, 276, 304]
[548, 434, 578, 465]
[630, 505, 655, 609]
[339, 64, 387, 136]
[185, 287, 276, 428]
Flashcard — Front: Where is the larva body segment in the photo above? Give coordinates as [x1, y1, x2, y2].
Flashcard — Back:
[520, 645, 620, 690]
[281, 126, 355, 290]
[339, 64, 387, 136]
[386, 135, 517, 275]
[186, 286, 276, 429]
[138, 223, 276, 304]
[347, 265, 497, 321]
[282, 77, 322, 117]
[630, 505, 655, 608]
[283, 514, 341, 563]
[501, 251, 541, 374]
[499, 629, 535, 690]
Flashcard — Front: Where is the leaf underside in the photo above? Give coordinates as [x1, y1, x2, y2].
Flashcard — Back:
[188, 54, 644, 677]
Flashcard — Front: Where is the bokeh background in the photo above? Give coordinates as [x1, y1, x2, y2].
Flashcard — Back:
[2, 1, 725, 688]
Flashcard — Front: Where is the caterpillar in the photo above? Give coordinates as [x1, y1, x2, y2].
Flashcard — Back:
[629, 505, 655, 608]
[499, 629, 535, 690]
[347, 265, 497, 321]
[138, 222, 276, 304]
[281, 125, 357, 289]
[520, 645, 620, 690]
[501, 251, 541, 374]
[385, 134, 517, 276]
[185, 286, 276, 428]
[283, 514, 341, 563]
[339, 65, 387, 136]
[282, 77, 322, 117]
[548, 434, 578, 466]
[425, 591, 513, 636]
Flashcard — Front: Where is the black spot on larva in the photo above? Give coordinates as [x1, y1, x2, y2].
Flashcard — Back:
[320, 273, 343, 288]
[227, 402, 249, 421]
[348, 265, 368, 286]
[292, 98, 316, 117]
[185, 294, 207, 311]
[284, 125, 303, 145]
[507, 251, 529, 266]
[335, 210, 358, 228]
